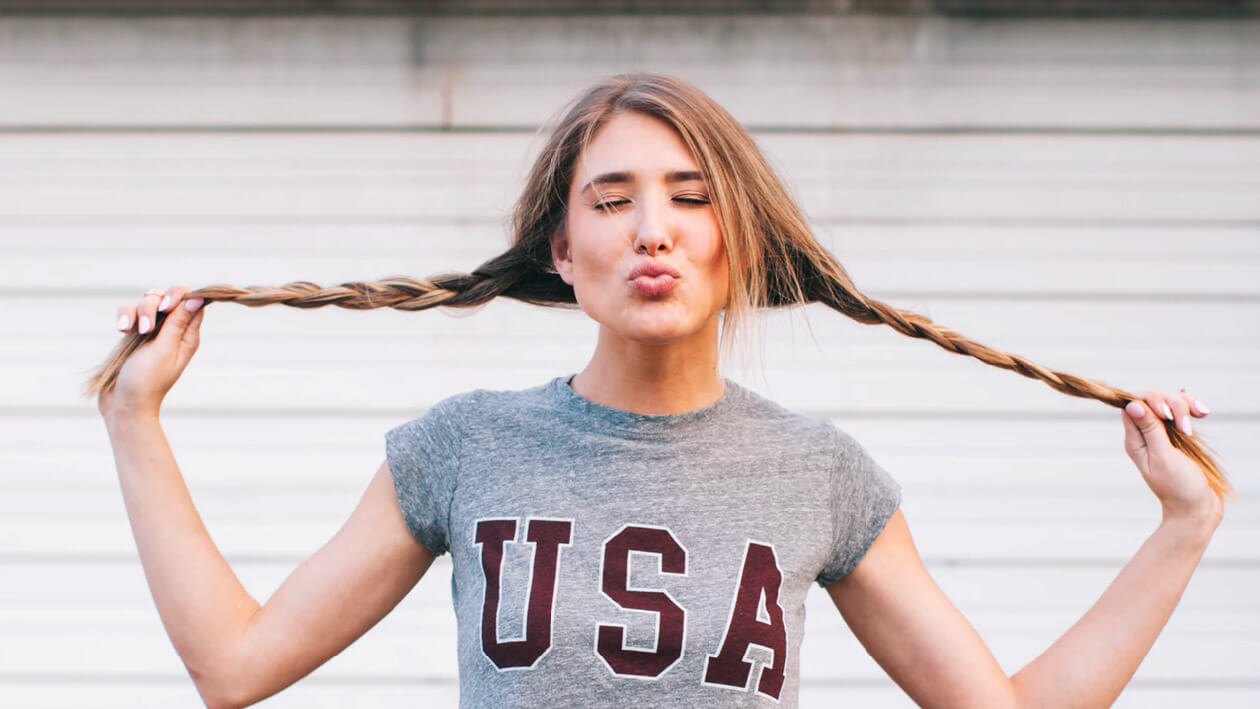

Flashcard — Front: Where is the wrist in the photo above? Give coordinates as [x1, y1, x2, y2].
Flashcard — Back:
[1158, 511, 1219, 546]
[103, 405, 162, 429]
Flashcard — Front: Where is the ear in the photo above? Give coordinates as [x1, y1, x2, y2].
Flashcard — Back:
[549, 223, 574, 286]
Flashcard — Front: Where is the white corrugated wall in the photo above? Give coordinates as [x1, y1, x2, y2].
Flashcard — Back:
[1, 14, 1257, 708]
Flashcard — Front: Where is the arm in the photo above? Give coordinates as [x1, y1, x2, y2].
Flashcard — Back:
[828, 506, 1218, 709]
[103, 410, 437, 709]
[1009, 514, 1216, 709]
[1006, 388, 1224, 706]
[825, 508, 1018, 709]
[828, 387, 1223, 709]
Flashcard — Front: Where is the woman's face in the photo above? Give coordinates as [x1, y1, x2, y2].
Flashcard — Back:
[551, 111, 730, 346]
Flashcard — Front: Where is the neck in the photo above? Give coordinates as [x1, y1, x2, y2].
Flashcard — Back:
[570, 314, 724, 415]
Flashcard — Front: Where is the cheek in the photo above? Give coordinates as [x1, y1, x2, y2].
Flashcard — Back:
[706, 230, 731, 305]
[566, 223, 623, 295]
[701, 221, 728, 278]
[711, 258, 731, 306]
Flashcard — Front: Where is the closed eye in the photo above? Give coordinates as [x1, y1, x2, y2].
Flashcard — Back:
[594, 197, 710, 211]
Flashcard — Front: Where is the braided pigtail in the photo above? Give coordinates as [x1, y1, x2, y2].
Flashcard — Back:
[787, 241, 1236, 501]
[81, 241, 578, 399]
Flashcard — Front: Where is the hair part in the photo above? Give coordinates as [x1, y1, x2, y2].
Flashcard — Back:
[82, 72, 1235, 502]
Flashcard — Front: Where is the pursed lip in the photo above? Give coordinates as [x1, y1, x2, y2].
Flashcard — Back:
[627, 262, 682, 280]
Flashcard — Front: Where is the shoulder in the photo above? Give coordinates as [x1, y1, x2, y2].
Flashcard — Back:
[828, 424, 886, 469]
[731, 385, 892, 477]
[737, 385, 871, 460]
[736, 384, 836, 442]
[421, 380, 551, 431]
[389, 389, 482, 440]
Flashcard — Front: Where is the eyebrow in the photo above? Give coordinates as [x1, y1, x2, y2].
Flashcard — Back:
[580, 169, 705, 195]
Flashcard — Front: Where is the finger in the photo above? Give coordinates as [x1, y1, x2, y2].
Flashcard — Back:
[178, 302, 205, 358]
[1123, 399, 1175, 456]
[1178, 387, 1210, 417]
[1165, 394, 1194, 437]
[1142, 390, 1175, 423]
[155, 289, 202, 348]
[156, 285, 191, 314]
[136, 289, 165, 335]
[115, 301, 138, 332]
[1120, 404, 1148, 464]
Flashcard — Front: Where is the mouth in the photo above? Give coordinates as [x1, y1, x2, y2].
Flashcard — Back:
[630, 274, 680, 296]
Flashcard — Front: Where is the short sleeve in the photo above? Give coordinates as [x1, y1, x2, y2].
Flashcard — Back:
[384, 396, 465, 557]
[815, 426, 903, 588]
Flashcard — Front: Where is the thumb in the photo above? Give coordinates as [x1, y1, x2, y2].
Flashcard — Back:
[156, 296, 203, 349]
[178, 303, 205, 358]
[1123, 400, 1174, 458]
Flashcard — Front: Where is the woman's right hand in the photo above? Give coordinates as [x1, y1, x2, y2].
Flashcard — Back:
[98, 285, 207, 419]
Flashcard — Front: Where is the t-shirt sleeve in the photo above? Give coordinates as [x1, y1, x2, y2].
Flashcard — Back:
[815, 426, 903, 588]
[384, 395, 465, 557]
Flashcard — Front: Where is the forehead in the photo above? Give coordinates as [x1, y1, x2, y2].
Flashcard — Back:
[574, 112, 700, 180]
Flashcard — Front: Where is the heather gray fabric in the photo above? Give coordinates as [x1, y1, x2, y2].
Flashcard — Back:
[385, 373, 901, 708]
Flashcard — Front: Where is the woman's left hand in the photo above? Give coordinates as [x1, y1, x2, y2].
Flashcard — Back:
[1122, 387, 1223, 526]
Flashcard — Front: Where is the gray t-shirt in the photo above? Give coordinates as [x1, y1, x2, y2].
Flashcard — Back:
[385, 373, 901, 707]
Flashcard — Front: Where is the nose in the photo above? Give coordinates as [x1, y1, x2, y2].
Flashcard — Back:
[632, 201, 674, 254]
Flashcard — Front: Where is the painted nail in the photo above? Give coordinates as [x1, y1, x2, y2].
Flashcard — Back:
[116, 314, 129, 330]
[1179, 415, 1193, 436]
[158, 294, 171, 311]
[1125, 401, 1144, 418]
[184, 297, 204, 312]
[1160, 402, 1173, 420]
[1193, 400, 1210, 414]
[138, 316, 150, 334]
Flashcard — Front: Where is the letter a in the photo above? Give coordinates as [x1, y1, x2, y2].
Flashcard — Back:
[702, 541, 787, 700]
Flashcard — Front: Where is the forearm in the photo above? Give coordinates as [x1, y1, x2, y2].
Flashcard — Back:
[1010, 514, 1217, 709]
[103, 410, 261, 697]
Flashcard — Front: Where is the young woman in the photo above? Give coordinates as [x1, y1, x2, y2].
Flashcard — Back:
[92, 74, 1227, 708]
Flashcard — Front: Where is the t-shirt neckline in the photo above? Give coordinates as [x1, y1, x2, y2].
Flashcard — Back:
[544, 372, 747, 439]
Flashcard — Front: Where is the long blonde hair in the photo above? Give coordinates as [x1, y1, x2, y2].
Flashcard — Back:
[83, 72, 1235, 501]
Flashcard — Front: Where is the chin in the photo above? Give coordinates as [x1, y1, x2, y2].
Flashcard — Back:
[619, 318, 703, 345]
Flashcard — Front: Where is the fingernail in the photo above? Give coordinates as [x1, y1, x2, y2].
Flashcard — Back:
[158, 295, 171, 311]
[184, 297, 204, 312]
[1125, 401, 1144, 418]
[138, 316, 150, 334]
[1160, 402, 1173, 420]
[1179, 415, 1193, 436]
[1193, 400, 1210, 414]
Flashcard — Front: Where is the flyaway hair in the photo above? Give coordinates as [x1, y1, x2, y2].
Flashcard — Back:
[81, 72, 1236, 503]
